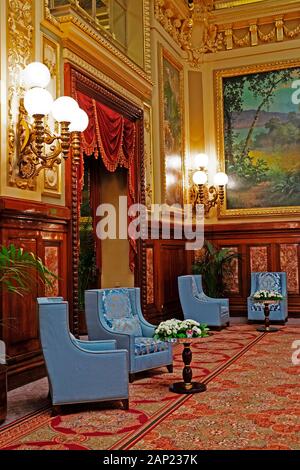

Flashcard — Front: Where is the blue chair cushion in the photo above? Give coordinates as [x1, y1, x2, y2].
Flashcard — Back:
[101, 289, 143, 336]
[134, 337, 169, 356]
[102, 289, 132, 320]
[111, 317, 143, 336]
[256, 272, 282, 293]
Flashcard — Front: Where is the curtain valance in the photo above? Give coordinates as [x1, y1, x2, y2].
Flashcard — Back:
[76, 91, 137, 271]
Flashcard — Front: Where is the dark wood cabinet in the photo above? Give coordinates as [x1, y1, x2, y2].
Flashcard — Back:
[0, 197, 70, 389]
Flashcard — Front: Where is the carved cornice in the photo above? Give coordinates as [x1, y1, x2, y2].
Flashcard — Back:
[44, 0, 152, 83]
[155, 0, 300, 67]
[44, 0, 60, 28]
[63, 49, 143, 108]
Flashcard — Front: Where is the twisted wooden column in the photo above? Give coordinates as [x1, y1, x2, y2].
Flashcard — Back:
[71, 131, 81, 337]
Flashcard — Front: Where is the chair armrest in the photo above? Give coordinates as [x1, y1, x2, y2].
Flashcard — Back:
[72, 340, 128, 357]
[203, 297, 229, 307]
[140, 322, 156, 338]
[193, 297, 221, 309]
[73, 339, 117, 352]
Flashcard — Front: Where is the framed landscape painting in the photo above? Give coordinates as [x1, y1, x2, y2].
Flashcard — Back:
[216, 60, 300, 217]
[159, 45, 184, 207]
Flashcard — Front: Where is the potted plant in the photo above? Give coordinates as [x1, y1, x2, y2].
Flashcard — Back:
[0, 245, 56, 424]
[192, 240, 240, 298]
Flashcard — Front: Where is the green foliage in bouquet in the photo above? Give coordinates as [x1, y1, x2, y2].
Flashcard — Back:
[253, 290, 283, 301]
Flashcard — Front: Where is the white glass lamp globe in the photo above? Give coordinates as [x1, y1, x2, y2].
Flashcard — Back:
[193, 170, 208, 185]
[214, 172, 229, 186]
[194, 153, 209, 169]
[51, 96, 79, 123]
[69, 108, 89, 132]
[22, 62, 51, 89]
[24, 87, 54, 116]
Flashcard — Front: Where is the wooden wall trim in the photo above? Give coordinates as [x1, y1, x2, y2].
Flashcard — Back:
[0, 197, 71, 222]
[205, 220, 300, 236]
[204, 221, 300, 318]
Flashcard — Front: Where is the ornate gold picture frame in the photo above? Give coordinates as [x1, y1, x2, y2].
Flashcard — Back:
[216, 59, 300, 218]
[159, 45, 185, 207]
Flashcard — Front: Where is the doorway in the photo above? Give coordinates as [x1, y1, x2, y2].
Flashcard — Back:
[78, 155, 134, 315]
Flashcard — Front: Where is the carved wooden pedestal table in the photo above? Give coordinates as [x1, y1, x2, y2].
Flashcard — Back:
[256, 300, 279, 333]
[169, 340, 206, 394]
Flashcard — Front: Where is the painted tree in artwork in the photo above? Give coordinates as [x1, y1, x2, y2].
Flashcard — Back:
[223, 75, 245, 165]
[223, 65, 300, 209]
[242, 69, 297, 156]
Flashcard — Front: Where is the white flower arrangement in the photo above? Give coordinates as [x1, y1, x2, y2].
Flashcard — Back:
[154, 318, 209, 341]
[253, 290, 283, 301]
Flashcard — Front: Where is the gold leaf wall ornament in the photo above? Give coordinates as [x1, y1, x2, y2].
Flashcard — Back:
[7, 0, 35, 190]
[155, 0, 300, 67]
[257, 26, 276, 43]
[283, 22, 300, 39]
[232, 30, 250, 47]
[44, 0, 61, 28]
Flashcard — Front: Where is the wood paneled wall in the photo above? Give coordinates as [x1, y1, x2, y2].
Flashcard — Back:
[205, 221, 300, 317]
[144, 237, 192, 323]
[0, 197, 70, 389]
[143, 221, 300, 322]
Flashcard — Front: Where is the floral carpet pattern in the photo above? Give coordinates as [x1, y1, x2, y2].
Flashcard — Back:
[0, 326, 299, 450]
[128, 327, 300, 450]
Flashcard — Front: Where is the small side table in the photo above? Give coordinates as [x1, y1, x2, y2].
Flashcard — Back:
[169, 340, 206, 394]
[255, 300, 279, 333]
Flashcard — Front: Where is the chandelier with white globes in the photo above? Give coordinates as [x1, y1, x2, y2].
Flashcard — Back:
[190, 153, 228, 217]
[18, 62, 89, 183]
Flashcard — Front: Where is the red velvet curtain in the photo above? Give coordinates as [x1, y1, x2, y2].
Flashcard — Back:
[76, 91, 137, 272]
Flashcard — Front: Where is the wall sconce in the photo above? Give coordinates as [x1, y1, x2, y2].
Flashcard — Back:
[190, 153, 228, 217]
[18, 62, 88, 184]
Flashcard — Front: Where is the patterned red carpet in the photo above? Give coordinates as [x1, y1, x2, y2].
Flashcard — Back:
[0, 326, 299, 450]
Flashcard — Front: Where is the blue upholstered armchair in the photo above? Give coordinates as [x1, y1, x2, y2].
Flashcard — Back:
[178, 275, 230, 328]
[247, 272, 288, 323]
[37, 297, 129, 410]
[84, 288, 173, 382]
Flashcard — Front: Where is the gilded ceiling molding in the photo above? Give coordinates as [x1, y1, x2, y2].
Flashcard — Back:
[155, 0, 300, 67]
[7, 0, 35, 190]
[44, 0, 152, 82]
[214, 0, 265, 8]
[44, 0, 60, 28]
[63, 49, 143, 108]
[154, 0, 191, 53]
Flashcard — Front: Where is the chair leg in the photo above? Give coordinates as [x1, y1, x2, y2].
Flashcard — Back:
[52, 405, 62, 416]
[122, 399, 129, 410]
[167, 364, 173, 373]
[226, 321, 230, 327]
[129, 373, 135, 383]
